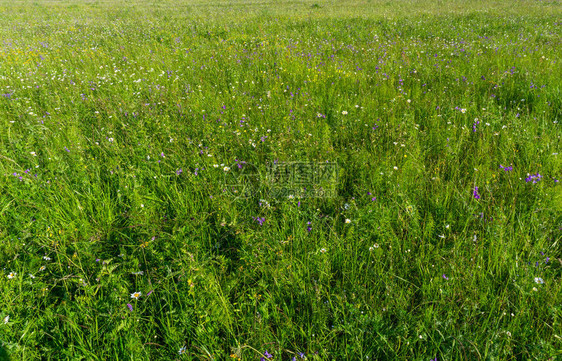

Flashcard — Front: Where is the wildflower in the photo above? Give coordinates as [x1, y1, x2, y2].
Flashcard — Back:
[320, 248, 327, 253]
[532, 287, 538, 292]
[442, 274, 449, 280]
[223, 166, 230, 172]
[29, 274, 35, 279]
[178, 346, 187, 355]
[534, 277, 544, 284]
[460, 108, 467, 113]
[130, 291, 142, 299]
[39, 266, 46, 271]
[342, 110, 348, 115]
[127, 303, 133, 312]
[473, 186, 481, 200]
[43, 256, 51, 261]
[345, 218, 351, 224]
[7, 272, 16, 279]
[3, 315, 9, 324]
[263, 350, 273, 359]
[525, 173, 542, 183]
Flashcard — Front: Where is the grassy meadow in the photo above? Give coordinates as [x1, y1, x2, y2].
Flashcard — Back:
[0, 0, 561, 359]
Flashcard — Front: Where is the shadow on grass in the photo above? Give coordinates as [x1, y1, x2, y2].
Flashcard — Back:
[0, 345, 10, 361]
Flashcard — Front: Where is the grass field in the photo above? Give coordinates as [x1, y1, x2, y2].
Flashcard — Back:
[0, 0, 561, 360]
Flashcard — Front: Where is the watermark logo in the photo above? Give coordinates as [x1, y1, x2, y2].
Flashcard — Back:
[223, 161, 338, 199]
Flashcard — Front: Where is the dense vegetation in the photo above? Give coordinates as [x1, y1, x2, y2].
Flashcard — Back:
[0, 0, 560, 359]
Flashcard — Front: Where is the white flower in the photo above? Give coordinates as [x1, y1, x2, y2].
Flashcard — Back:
[345, 218, 351, 224]
[3, 315, 9, 324]
[43, 256, 51, 261]
[30, 151, 37, 156]
[342, 111, 348, 115]
[460, 108, 467, 113]
[39, 266, 46, 271]
[178, 346, 187, 355]
[130, 291, 142, 299]
[223, 166, 230, 172]
[108, 138, 114, 142]
[7, 272, 16, 279]
[320, 248, 327, 253]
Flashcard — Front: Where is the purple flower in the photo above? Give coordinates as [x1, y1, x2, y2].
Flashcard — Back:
[473, 186, 481, 200]
[127, 303, 133, 312]
[263, 351, 273, 359]
[525, 173, 542, 183]
[472, 120, 479, 132]
[147, 290, 154, 297]
[499, 164, 513, 171]
[442, 274, 449, 280]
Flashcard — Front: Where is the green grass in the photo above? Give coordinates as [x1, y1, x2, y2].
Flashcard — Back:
[0, 0, 561, 360]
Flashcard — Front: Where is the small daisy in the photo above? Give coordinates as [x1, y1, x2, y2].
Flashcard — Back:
[7, 272, 16, 279]
[345, 218, 351, 224]
[39, 266, 46, 271]
[342, 110, 348, 115]
[178, 346, 187, 355]
[43, 256, 51, 261]
[320, 248, 327, 253]
[223, 166, 230, 172]
[130, 291, 142, 299]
